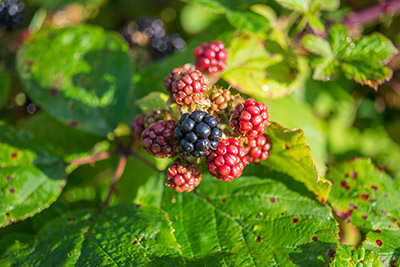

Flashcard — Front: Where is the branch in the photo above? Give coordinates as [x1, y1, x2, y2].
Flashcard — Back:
[69, 151, 114, 167]
[103, 155, 128, 207]
[343, 0, 400, 28]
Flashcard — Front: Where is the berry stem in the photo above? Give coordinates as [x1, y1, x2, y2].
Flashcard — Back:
[69, 151, 114, 167]
[343, 0, 400, 27]
[131, 151, 161, 172]
[103, 155, 128, 207]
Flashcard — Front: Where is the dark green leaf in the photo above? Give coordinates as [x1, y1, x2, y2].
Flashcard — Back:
[263, 123, 331, 203]
[138, 174, 339, 265]
[363, 230, 400, 266]
[327, 158, 400, 232]
[17, 25, 133, 136]
[1, 205, 183, 266]
[0, 126, 66, 228]
[18, 112, 102, 162]
[0, 70, 11, 109]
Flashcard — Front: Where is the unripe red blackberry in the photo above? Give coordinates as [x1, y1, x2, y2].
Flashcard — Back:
[246, 134, 272, 163]
[230, 98, 269, 138]
[141, 120, 178, 158]
[144, 109, 167, 128]
[163, 64, 195, 93]
[195, 41, 227, 74]
[170, 70, 208, 105]
[166, 159, 201, 192]
[210, 89, 232, 111]
[131, 114, 145, 137]
[206, 138, 248, 182]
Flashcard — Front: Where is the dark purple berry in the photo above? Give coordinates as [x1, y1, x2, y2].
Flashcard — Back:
[195, 123, 211, 138]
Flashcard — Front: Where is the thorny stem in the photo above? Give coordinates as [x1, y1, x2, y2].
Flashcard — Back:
[103, 155, 128, 207]
[343, 0, 400, 27]
[69, 151, 114, 167]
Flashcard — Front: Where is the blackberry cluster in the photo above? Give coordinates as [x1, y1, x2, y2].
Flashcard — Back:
[195, 41, 227, 74]
[133, 39, 273, 192]
[141, 120, 178, 158]
[166, 159, 201, 192]
[206, 138, 248, 181]
[246, 134, 272, 163]
[174, 111, 222, 158]
[120, 18, 186, 61]
[0, 0, 25, 30]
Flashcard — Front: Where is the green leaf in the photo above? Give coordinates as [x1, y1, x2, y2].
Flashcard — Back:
[1, 205, 184, 266]
[301, 34, 332, 56]
[18, 112, 102, 162]
[263, 123, 331, 203]
[303, 24, 398, 89]
[316, 0, 339, 11]
[134, 92, 169, 113]
[225, 10, 270, 34]
[363, 230, 400, 266]
[0, 125, 66, 228]
[17, 25, 133, 136]
[327, 158, 400, 232]
[0, 70, 11, 109]
[332, 244, 381, 266]
[307, 13, 325, 34]
[138, 174, 338, 265]
[223, 33, 306, 98]
[275, 0, 309, 12]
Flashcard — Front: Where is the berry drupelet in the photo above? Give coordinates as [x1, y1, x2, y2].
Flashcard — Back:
[206, 138, 248, 181]
[174, 111, 222, 158]
[231, 98, 269, 138]
[166, 159, 201, 192]
[141, 120, 178, 158]
[195, 41, 227, 74]
[210, 89, 232, 111]
[246, 134, 272, 163]
[0, 0, 25, 30]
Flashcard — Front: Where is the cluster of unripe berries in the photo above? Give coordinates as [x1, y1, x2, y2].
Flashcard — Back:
[132, 40, 272, 192]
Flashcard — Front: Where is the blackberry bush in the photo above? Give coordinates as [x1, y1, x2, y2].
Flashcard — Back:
[166, 159, 201, 192]
[4, 2, 400, 265]
[174, 111, 222, 158]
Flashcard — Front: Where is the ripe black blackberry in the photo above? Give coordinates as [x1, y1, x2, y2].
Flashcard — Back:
[120, 18, 186, 61]
[174, 111, 222, 158]
[0, 0, 25, 30]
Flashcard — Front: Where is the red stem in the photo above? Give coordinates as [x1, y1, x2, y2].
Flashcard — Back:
[343, 0, 400, 27]
[103, 155, 128, 207]
[69, 151, 114, 167]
